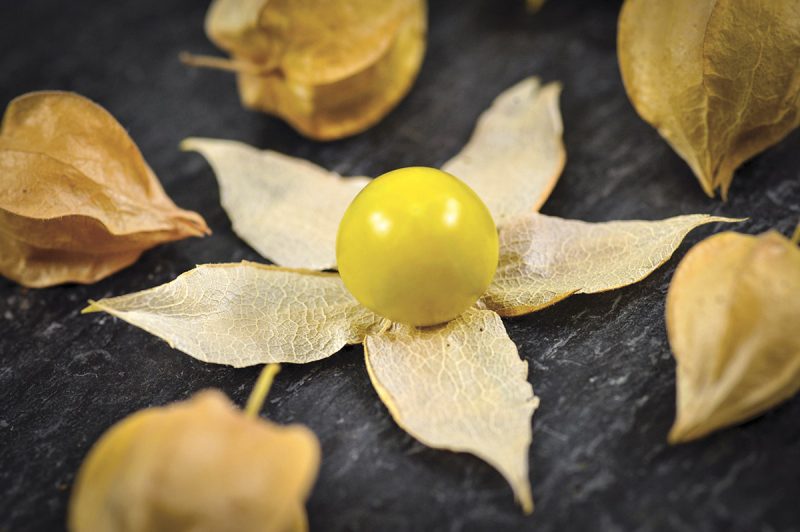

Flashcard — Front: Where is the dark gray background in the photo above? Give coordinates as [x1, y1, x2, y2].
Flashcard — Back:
[1, 0, 798, 530]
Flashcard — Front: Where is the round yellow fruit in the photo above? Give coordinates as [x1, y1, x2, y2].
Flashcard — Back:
[336, 167, 498, 326]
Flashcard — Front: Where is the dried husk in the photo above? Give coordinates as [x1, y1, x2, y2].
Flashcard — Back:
[0, 91, 209, 287]
[68, 389, 320, 532]
[482, 213, 739, 316]
[365, 308, 538, 513]
[201, 0, 427, 140]
[181, 138, 370, 270]
[83, 263, 383, 367]
[618, 0, 800, 198]
[666, 230, 800, 443]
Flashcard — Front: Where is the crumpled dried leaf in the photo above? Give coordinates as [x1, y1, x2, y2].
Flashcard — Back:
[0, 91, 209, 288]
[83, 262, 383, 367]
[618, 0, 800, 198]
[364, 308, 538, 513]
[441, 78, 565, 223]
[482, 213, 738, 316]
[69, 384, 320, 531]
[184, 77, 565, 270]
[197, 0, 426, 140]
[666, 230, 800, 443]
[182, 138, 369, 270]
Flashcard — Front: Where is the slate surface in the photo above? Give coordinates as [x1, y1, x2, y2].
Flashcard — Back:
[1, 0, 799, 530]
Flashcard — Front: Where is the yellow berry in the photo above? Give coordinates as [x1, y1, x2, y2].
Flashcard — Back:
[336, 167, 498, 326]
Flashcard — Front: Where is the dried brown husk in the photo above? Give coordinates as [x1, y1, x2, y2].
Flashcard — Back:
[0, 91, 209, 288]
[618, 0, 800, 198]
[68, 388, 320, 532]
[666, 230, 800, 443]
[200, 0, 427, 140]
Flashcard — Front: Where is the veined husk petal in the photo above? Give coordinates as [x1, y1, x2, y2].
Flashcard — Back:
[364, 308, 538, 513]
[183, 138, 369, 270]
[84, 262, 383, 367]
[442, 77, 565, 223]
[483, 213, 740, 316]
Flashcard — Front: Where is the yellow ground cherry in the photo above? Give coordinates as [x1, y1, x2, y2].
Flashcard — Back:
[336, 167, 499, 327]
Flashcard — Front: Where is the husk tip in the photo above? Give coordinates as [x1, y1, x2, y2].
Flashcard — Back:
[171, 211, 212, 238]
[520, 493, 534, 515]
[667, 417, 705, 445]
[81, 300, 102, 314]
[790, 223, 800, 245]
[179, 138, 200, 152]
[708, 215, 748, 225]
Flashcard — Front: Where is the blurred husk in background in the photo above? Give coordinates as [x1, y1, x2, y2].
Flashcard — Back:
[184, 0, 427, 141]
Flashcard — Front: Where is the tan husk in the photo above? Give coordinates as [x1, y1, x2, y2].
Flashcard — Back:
[199, 0, 427, 140]
[618, 0, 800, 198]
[666, 231, 800, 443]
[0, 91, 209, 287]
[68, 379, 320, 532]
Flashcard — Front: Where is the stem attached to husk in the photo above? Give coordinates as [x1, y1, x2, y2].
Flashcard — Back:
[791, 222, 800, 246]
[179, 52, 275, 76]
[245, 364, 281, 419]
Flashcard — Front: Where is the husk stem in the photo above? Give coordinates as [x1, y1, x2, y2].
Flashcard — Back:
[245, 363, 281, 418]
[179, 52, 276, 76]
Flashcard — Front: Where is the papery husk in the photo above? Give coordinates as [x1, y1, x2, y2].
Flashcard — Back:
[666, 230, 800, 443]
[0, 91, 209, 287]
[68, 389, 320, 532]
[365, 308, 538, 513]
[201, 0, 427, 140]
[179, 137, 369, 271]
[618, 0, 800, 198]
[482, 213, 739, 316]
[83, 262, 383, 367]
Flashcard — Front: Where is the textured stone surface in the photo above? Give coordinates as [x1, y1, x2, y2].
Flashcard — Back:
[1, 0, 798, 530]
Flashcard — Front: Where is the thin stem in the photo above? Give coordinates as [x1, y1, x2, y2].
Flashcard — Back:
[179, 52, 274, 76]
[245, 364, 281, 419]
[791, 222, 800, 246]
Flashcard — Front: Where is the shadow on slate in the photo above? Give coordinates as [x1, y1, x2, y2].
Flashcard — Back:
[1, 0, 799, 531]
